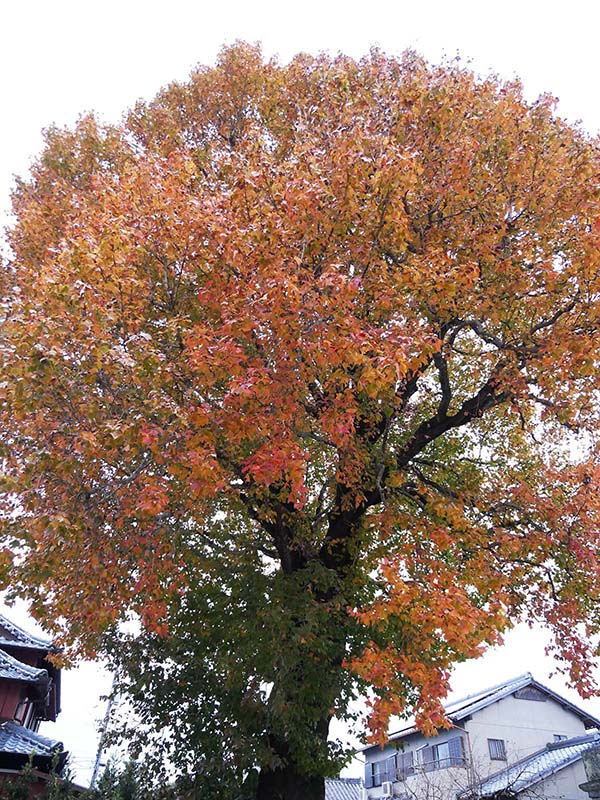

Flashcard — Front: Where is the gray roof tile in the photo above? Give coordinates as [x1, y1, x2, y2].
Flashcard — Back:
[0, 648, 48, 683]
[325, 778, 362, 800]
[459, 732, 600, 797]
[0, 614, 53, 651]
[0, 720, 62, 757]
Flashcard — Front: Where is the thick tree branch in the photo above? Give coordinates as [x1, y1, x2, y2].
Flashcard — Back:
[396, 370, 511, 468]
[239, 491, 308, 574]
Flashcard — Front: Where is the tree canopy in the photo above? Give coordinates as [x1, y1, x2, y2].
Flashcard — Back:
[2, 43, 600, 800]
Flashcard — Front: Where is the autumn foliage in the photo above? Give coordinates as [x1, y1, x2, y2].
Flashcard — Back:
[2, 43, 600, 798]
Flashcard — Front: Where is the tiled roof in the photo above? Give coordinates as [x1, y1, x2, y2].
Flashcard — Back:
[0, 720, 62, 758]
[443, 673, 600, 729]
[325, 778, 362, 800]
[0, 614, 53, 651]
[459, 732, 600, 798]
[0, 648, 48, 683]
[443, 673, 535, 719]
[371, 673, 600, 747]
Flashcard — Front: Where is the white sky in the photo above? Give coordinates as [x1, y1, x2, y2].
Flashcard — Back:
[2, 0, 600, 787]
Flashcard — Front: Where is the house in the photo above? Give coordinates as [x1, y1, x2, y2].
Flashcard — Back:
[362, 672, 600, 799]
[0, 613, 67, 795]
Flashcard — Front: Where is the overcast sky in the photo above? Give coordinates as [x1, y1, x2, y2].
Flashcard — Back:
[2, 0, 600, 787]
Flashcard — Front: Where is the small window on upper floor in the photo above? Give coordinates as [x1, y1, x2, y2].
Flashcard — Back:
[13, 699, 28, 725]
[488, 738, 507, 760]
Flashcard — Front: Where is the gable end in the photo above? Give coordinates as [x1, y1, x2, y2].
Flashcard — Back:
[513, 686, 547, 702]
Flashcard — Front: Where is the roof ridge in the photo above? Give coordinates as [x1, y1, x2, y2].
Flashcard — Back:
[364, 672, 600, 750]
[547, 731, 600, 750]
[0, 647, 48, 683]
[527, 679, 600, 730]
[449, 674, 600, 730]
[382, 675, 534, 743]
[447, 672, 532, 709]
[0, 613, 53, 650]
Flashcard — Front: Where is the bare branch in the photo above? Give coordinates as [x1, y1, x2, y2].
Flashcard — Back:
[433, 352, 452, 417]
[530, 293, 580, 335]
[410, 463, 459, 500]
[396, 369, 511, 469]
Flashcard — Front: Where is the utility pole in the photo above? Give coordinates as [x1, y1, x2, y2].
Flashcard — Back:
[90, 674, 117, 789]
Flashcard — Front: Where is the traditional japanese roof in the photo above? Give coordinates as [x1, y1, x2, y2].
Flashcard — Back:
[440, 673, 600, 729]
[0, 720, 62, 758]
[0, 612, 61, 720]
[325, 777, 362, 800]
[361, 673, 600, 750]
[458, 732, 600, 798]
[0, 614, 53, 652]
[0, 648, 48, 684]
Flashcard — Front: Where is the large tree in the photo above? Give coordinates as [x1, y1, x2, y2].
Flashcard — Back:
[2, 43, 600, 800]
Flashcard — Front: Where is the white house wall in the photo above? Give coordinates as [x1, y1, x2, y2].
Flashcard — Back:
[464, 693, 588, 773]
[397, 764, 472, 800]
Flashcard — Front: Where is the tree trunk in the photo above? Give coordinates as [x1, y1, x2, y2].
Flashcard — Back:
[253, 506, 359, 800]
[255, 763, 325, 800]
[255, 728, 329, 800]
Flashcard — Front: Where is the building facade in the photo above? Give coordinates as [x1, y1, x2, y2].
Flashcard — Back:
[362, 673, 600, 799]
[0, 613, 66, 796]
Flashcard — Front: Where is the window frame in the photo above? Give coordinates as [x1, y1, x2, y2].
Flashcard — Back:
[396, 749, 415, 780]
[418, 736, 466, 772]
[488, 738, 507, 761]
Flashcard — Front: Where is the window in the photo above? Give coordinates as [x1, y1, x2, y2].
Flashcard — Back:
[14, 699, 28, 725]
[397, 750, 414, 779]
[442, 737, 466, 767]
[488, 738, 507, 760]
[373, 760, 387, 786]
[433, 741, 451, 766]
[365, 755, 399, 788]
[419, 736, 466, 771]
[364, 761, 375, 788]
